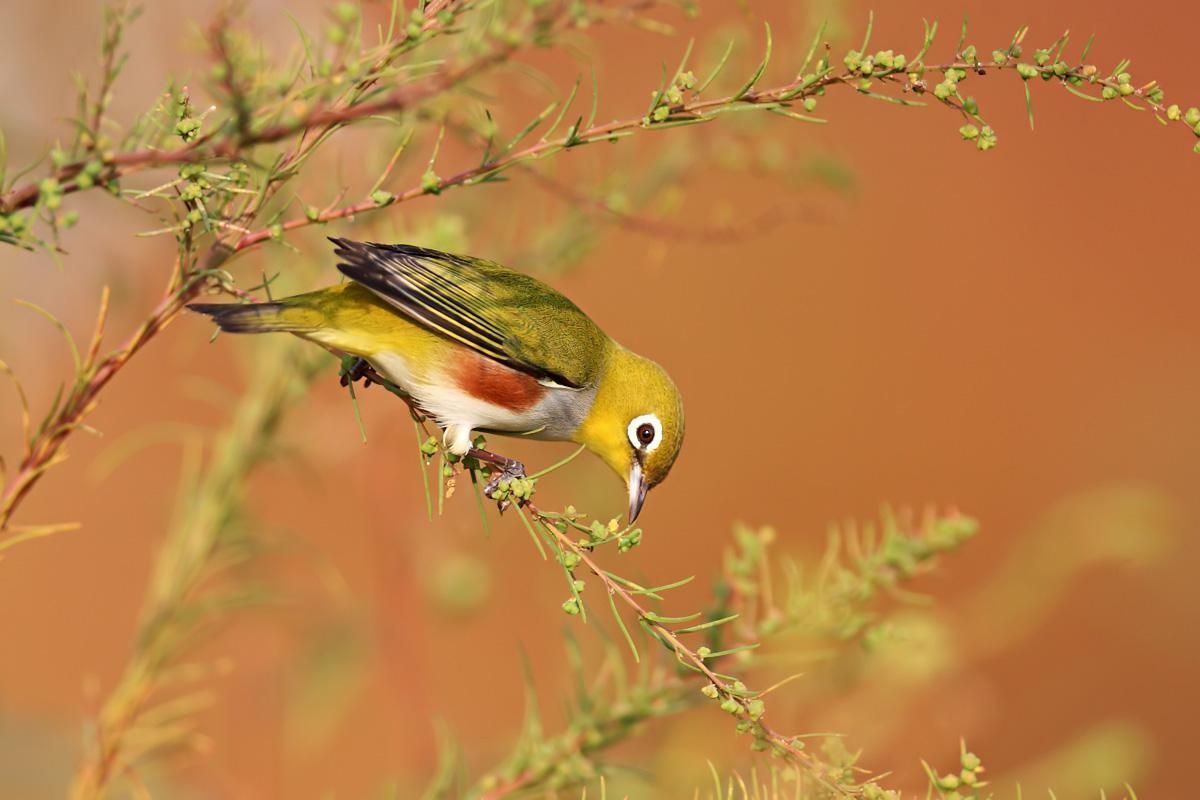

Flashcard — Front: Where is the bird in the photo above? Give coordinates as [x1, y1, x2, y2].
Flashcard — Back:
[188, 237, 684, 522]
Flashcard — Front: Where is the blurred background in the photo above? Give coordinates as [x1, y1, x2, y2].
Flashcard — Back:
[1, 0, 1197, 797]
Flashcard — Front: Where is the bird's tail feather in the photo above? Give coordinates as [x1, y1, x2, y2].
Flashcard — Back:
[187, 302, 319, 334]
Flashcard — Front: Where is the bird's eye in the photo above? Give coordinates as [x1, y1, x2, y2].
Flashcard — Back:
[627, 414, 663, 453]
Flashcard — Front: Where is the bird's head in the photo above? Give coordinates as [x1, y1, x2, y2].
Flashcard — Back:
[574, 348, 684, 523]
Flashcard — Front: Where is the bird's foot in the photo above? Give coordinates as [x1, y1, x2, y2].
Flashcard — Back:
[468, 448, 527, 509]
[338, 356, 375, 389]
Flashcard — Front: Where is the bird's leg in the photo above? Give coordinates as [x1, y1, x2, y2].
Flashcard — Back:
[467, 447, 526, 498]
[338, 355, 426, 422]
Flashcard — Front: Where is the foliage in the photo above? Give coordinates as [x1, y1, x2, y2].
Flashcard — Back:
[0, 0, 1189, 797]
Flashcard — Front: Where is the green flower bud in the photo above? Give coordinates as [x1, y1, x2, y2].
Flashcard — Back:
[334, 1, 359, 23]
[561, 598, 580, 615]
[571, 579, 585, 592]
[61, 210, 80, 228]
[720, 698, 740, 714]
[1117, 71, 1132, 85]
[961, 751, 982, 771]
[304, 205, 321, 222]
[857, 78, 872, 92]
[76, 173, 94, 190]
[1101, 86, 1118, 100]
[1193, 121, 1200, 137]
[1119, 83, 1134, 96]
[371, 189, 394, 205]
[696, 645, 711, 659]
[992, 50, 1008, 64]
[960, 769, 978, 786]
[1034, 49, 1050, 65]
[701, 684, 719, 699]
[938, 773, 960, 790]
[747, 699, 766, 720]
[1184, 107, 1200, 126]
[962, 96, 979, 115]
[843, 49, 862, 70]
[959, 124, 980, 140]
[933, 82, 953, 100]
[1016, 63, 1039, 80]
[652, 105, 670, 122]
[893, 54, 907, 70]
[421, 169, 442, 194]
[802, 97, 817, 112]
[1053, 61, 1068, 76]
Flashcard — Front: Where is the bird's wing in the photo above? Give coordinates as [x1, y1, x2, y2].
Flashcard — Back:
[329, 238, 608, 388]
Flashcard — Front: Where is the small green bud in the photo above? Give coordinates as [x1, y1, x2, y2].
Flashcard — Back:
[1052, 61, 1068, 77]
[961, 45, 976, 63]
[333, 1, 358, 23]
[1081, 64, 1098, 77]
[933, 82, 953, 100]
[571, 579, 585, 592]
[1117, 71, 1132, 85]
[326, 25, 347, 44]
[1184, 107, 1200, 126]
[1119, 83, 1135, 96]
[746, 699, 766, 720]
[843, 49, 861, 70]
[187, 208, 203, 223]
[665, 86, 682, 105]
[61, 210, 80, 229]
[652, 105, 670, 122]
[76, 173, 95, 190]
[269, 223, 283, 240]
[1193, 121, 1200, 137]
[406, 21, 423, 38]
[561, 598, 580, 615]
[1102, 86, 1118, 100]
[893, 54, 907, 70]
[420, 170, 441, 194]
[857, 78, 872, 92]
[719, 698, 740, 714]
[802, 97, 817, 112]
[371, 189, 394, 206]
[859, 58, 874, 76]
[960, 769, 977, 786]
[696, 645, 712, 659]
[938, 773, 960, 790]
[959, 124, 980, 140]
[304, 205, 321, 222]
[180, 183, 202, 201]
[875, 50, 894, 69]
[701, 684, 719, 699]
[961, 751, 982, 771]
[1034, 49, 1050, 66]
[1016, 63, 1039, 80]
[962, 96, 979, 115]
[992, 50, 1008, 64]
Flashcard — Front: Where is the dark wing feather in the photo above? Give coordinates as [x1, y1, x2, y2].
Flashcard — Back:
[329, 238, 607, 388]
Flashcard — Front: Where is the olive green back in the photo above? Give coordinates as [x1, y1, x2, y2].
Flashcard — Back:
[330, 238, 611, 387]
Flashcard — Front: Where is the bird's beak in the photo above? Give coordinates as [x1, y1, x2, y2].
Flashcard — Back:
[628, 459, 649, 523]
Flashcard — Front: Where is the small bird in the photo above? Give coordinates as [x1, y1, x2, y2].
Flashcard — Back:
[188, 238, 684, 522]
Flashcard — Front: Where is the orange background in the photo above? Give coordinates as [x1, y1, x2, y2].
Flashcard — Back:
[1, 0, 1197, 797]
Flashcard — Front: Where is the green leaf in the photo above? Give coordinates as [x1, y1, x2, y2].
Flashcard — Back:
[797, 20, 827, 77]
[1025, 82, 1035, 130]
[675, 613, 740, 634]
[861, 10, 876, 57]
[608, 588, 640, 663]
[733, 23, 772, 100]
[697, 39, 735, 94]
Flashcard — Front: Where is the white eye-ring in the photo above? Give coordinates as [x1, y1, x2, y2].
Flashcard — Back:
[627, 413, 663, 453]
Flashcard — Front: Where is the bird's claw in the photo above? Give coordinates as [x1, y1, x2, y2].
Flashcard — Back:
[482, 458, 526, 500]
[338, 357, 375, 389]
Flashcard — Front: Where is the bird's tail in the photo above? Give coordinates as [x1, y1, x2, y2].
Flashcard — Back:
[186, 301, 320, 334]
